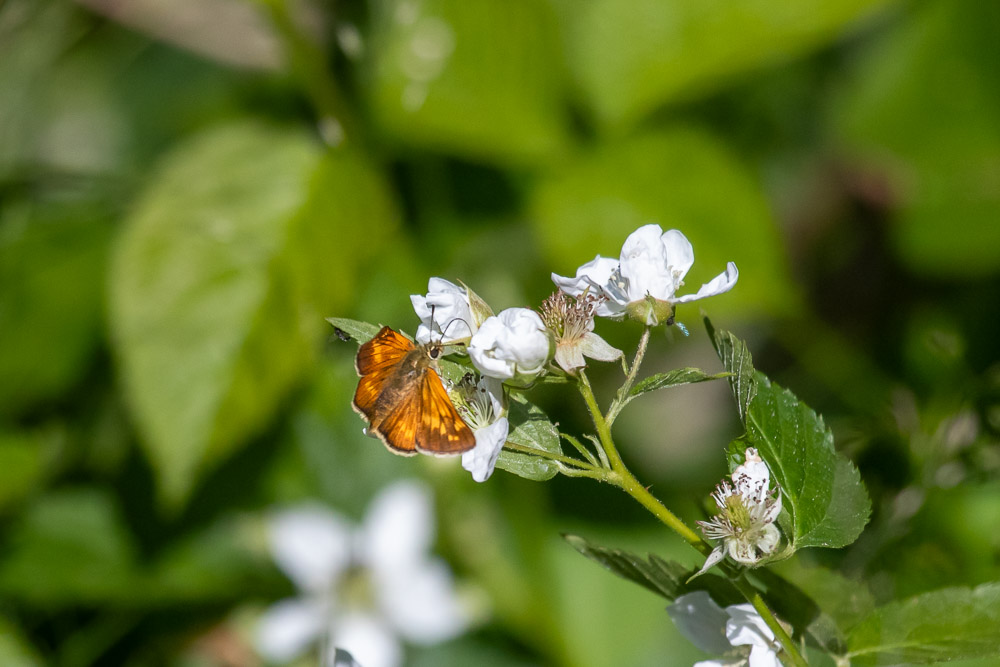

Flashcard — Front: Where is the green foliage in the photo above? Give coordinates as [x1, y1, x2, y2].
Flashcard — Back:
[496, 393, 560, 481]
[109, 123, 397, 507]
[629, 368, 730, 398]
[833, 2, 1000, 277]
[555, 0, 893, 129]
[846, 583, 1000, 665]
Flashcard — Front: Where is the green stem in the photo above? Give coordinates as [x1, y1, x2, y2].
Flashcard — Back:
[503, 440, 599, 472]
[606, 326, 651, 427]
[560, 432, 600, 468]
[578, 368, 808, 666]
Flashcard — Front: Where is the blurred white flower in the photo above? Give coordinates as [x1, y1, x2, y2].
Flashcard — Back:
[451, 375, 509, 482]
[551, 225, 738, 326]
[696, 448, 782, 576]
[539, 291, 622, 374]
[255, 481, 468, 667]
[667, 591, 782, 667]
[410, 277, 491, 344]
[468, 308, 552, 382]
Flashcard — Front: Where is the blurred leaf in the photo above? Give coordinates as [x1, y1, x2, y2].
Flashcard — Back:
[555, 0, 893, 129]
[832, 2, 1000, 277]
[497, 393, 559, 481]
[0, 429, 60, 511]
[0, 196, 112, 416]
[630, 368, 730, 398]
[0, 489, 138, 605]
[705, 318, 757, 424]
[325, 317, 382, 344]
[367, 0, 567, 165]
[739, 374, 871, 550]
[0, 618, 43, 667]
[563, 533, 742, 605]
[110, 121, 398, 507]
[532, 127, 796, 318]
[72, 0, 283, 70]
[774, 559, 875, 644]
[846, 583, 1000, 665]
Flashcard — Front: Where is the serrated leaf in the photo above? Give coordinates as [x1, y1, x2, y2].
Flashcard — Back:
[744, 374, 870, 550]
[630, 368, 730, 398]
[846, 583, 1000, 665]
[706, 318, 757, 424]
[326, 317, 382, 344]
[110, 121, 397, 508]
[563, 533, 742, 606]
[496, 393, 560, 481]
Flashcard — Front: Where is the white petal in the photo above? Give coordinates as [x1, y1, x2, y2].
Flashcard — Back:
[619, 224, 676, 302]
[660, 229, 695, 279]
[692, 545, 727, 578]
[255, 598, 328, 663]
[551, 255, 618, 297]
[672, 262, 739, 304]
[748, 643, 783, 667]
[462, 417, 508, 482]
[361, 481, 435, 576]
[666, 591, 733, 655]
[411, 277, 473, 344]
[579, 331, 623, 362]
[334, 612, 402, 667]
[725, 604, 776, 647]
[269, 505, 353, 594]
[756, 523, 781, 556]
[469, 309, 550, 380]
[377, 558, 469, 644]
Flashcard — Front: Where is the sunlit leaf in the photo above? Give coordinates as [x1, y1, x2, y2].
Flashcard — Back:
[110, 121, 398, 507]
[367, 0, 567, 165]
[325, 317, 382, 344]
[555, 0, 894, 129]
[847, 583, 1000, 665]
[705, 318, 757, 424]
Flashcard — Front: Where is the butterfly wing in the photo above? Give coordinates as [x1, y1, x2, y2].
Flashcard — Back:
[369, 377, 422, 456]
[416, 368, 476, 455]
[353, 327, 414, 416]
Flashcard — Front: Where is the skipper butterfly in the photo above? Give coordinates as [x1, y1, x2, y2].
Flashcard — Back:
[353, 326, 476, 455]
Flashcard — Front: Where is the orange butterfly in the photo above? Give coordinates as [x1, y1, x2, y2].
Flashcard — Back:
[353, 326, 476, 456]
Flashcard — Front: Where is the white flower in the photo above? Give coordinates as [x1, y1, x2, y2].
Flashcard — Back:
[551, 225, 738, 326]
[667, 591, 783, 667]
[539, 292, 623, 374]
[450, 375, 509, 482]
[410, 277, 491, 344]
[468, 308, 552, 382]
[255, 481, 469, 667]
[696, 448, 782, 576]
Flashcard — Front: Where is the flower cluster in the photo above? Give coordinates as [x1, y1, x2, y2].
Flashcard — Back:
[696, 448, 782, 575]
[404, 225, 737, 482]
[667, 591, 783, 667]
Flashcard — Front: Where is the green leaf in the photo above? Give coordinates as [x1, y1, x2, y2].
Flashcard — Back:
[497, 393, 560, 481]
[563, 533, 741, 606]
[832, 2, 1000, 278]
[367, 0, 566, 165]
[532, 127, 795, 318]
[846, 583, 1000, 665]
[743, 374, 871, 550]
[325, 317, 382, 344]
[0, 196, 112, 417]
[0, 489, 138, 605]
[0, 429, 59, 512]
[705, 318, 757, 424]
[110, 121, 398, 507]
[629, 368, 730, 398]
[0, 617, 42, 667]
[555, 0, 894, 129]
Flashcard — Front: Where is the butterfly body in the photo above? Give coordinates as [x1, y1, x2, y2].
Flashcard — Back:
[353, 327, 475, 456]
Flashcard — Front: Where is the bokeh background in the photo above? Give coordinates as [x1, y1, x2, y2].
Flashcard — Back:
[2, 0, 999, 665]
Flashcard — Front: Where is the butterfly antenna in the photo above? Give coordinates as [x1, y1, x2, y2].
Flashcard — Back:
[442, 317, 473, 343]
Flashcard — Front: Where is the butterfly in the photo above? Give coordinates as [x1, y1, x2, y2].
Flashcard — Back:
[353, 326, 476, 456]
